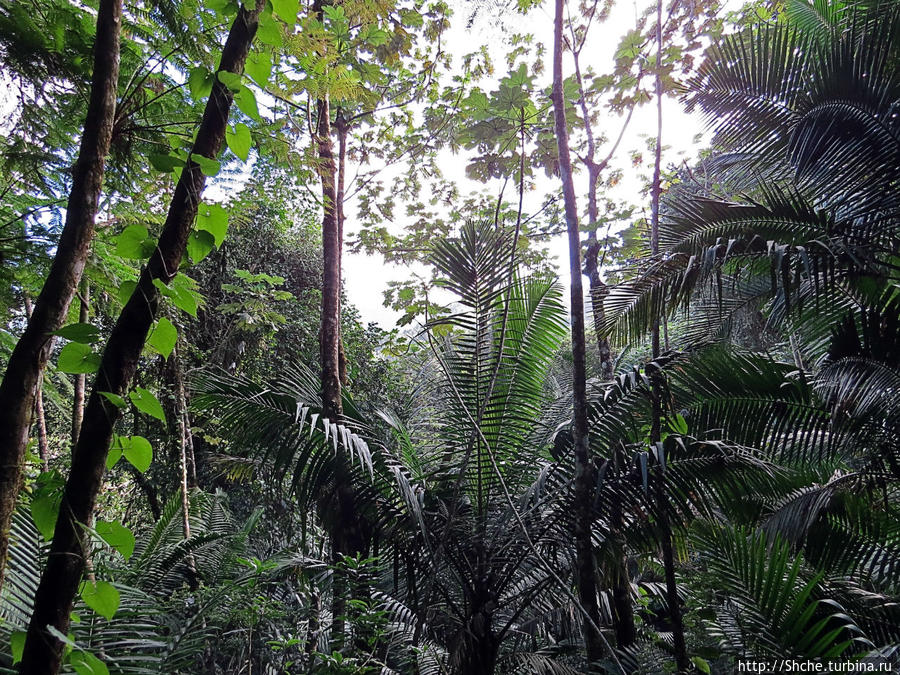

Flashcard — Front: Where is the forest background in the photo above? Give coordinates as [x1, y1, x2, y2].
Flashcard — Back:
[0, 0, 898, 673]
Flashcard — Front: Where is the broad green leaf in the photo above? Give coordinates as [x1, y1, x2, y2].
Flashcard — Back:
[400, 9, 423, 26]
[95, 520, 135, 560]
[691, 657, 711, 675]
[70, 650, 109, 675]
[99, 391, 127, 408]
[106, 443, 121, 469]
[58, 342, 100, 374]
[129, 387, 166, 423]
[148, 153, 184, 174]
[188, 66, 213, 100]
[53, 323, 100, 343]
[153, 275, 201, 317]
[31, 489, 61, 540]
[10, 631, 25, 664]
[122, 436, 153, 472]
[217, 70, 242, 92]
[234, 86, 261, 121]
[147, 317, 177, 358]
[226, 122, 252, 161]
[245, 50, 272, 88]
[256, 13, 283, 46]
[80, 580, 119, 620]
[197, 203, 229, 245]
[117, 280, 137, 306]
[192, 154, 221, 177]
[271, 0, 298, 24]
[207, 0, 238, 15]
[187, 230, 216, 264]
[116, 224, 155, 259]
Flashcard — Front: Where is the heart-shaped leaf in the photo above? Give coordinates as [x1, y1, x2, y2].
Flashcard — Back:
[80, 580, 119, 620]
[53, 323, 100, 343]
[95, 520, 136, 560]
[58, 342, 100, 374]
[226, 122, 252, 161]
[147, 317, 177, 359]
[129, 387, 166, 423]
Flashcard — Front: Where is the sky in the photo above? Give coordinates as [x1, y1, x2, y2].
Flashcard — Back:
[341, 0, 716, 328]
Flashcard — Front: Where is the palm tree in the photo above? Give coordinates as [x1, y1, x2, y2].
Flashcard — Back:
[594, 1, 900, 664]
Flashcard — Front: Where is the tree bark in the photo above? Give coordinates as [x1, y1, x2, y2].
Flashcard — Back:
[649, 1, 690, 670]
[18, 5, 263, 672]
[23, 297, 51, 471]
[71, 282, 90, 447]
[550, 0, 604, 665]
[0, 0, 122, 590]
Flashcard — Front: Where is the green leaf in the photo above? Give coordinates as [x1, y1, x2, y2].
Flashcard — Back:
[245, 50, 272, 87]
[197, 203, 229, 246]
[153, 275, 201, 317]
[147, 317, 177, 358]
[192, 154, 221, 177]
[129, 387, 166, 423]
[207, 0, 238, 16]
[116, 224, 156, 259]
[113, 435, 154, 472]
[234, 86, 261, 121]
[95, 520, 135, 560]
[400, 9, 423, 27]
[271, 0, 298, 24]
[226, 122, 252, 161]
[70, 650, 109, 675]
[58, 342, 100, 374]
[149, 153, 184, 174]
[256, 12, 283, 47]
[691, 657, 711, 675]
[10, 631, 25, 665]
[106, 443, 122, 469]
[188, 66, 213, 100]
[80, 580, 120, 620]
[53, 323, 100, 343]
[31, 486, 62, 541]
[187, 230, 216, 264]
[216, 69, 243, 92]
[99, 391, 127, 408]
[118, 280, 137, 306]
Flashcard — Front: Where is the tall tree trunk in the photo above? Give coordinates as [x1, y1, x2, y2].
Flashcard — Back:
[71, 282, 90, 447]
[23, 297, 51, 471]
[18, 6, 263, 672]
[648, 1, 689, 670]
[0, 0, 122, 590]
[550, 0, 604, 665]
[336, 113, 349, 386]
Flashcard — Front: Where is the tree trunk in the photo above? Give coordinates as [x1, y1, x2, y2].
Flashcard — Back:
[0, 0, 122, 590]
[23, 297, 51, 471]
[583, 168, 614, 381]
[648, 1, 689, 670]
[550, 0, 604, 665]
[71, 282, 90, 447]
[336, 113, 349, 386]
[18, 5, 263, 672]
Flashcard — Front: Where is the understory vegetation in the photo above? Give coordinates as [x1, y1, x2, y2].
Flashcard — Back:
[0, 0, 898, 673]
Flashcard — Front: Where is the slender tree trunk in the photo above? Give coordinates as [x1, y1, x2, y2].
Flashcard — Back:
[33, 382, 49, 473]
[336, 113, 349, 386]
[550, 0, 604, 665]
[18, 6, 263, 672]
[311, 16, 358, 645]
[648, 1, 689, 670]
[71, 282, 90, 447]
[0, 0, 122, 590]
[23, 297, 51, 471]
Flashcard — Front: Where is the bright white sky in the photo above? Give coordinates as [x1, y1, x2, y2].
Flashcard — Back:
[343, 0, 717, 328]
